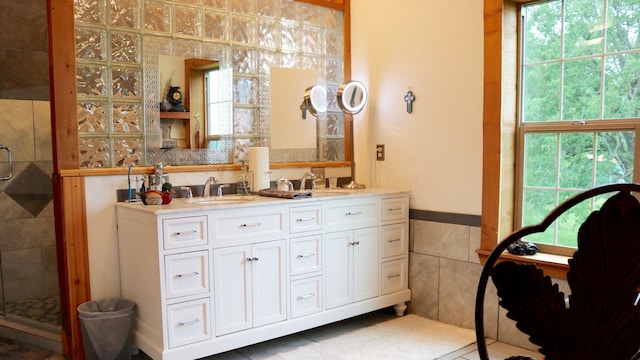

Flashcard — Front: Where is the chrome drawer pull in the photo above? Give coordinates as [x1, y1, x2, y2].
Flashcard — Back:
[345, 211, 362, 216]
[387, 207, 402, 212]
[350, 241, 360, 246]
[240, 222, 261, 228]
[387, 238, 401, 243]
[297, 293, 316, 300]
[297, 252, 316, 258]
[174, 230, 197, 237]
[177, 319, 200, 327]
[387, 273, 401, 279]
[176, 272, 199, 278]
[296, 217, 315, 222]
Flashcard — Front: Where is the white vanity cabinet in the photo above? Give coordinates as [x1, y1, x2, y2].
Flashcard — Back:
[213, 240, 286, 336]
[116, 189, 410, 360]
[324, 227, 379, 308]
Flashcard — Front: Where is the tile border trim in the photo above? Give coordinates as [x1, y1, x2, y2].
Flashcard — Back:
[409, 209, 481, 227]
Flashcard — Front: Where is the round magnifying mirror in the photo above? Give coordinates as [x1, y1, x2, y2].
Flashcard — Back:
[337, 80, 368, 115]
[303, 84, 328, 117]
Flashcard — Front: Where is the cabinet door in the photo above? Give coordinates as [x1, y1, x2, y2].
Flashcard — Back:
[213, 245, 252, 336]
[353, 227, 380, 302]
[324, 231, 353, 309]
[251, 240, 287, 327]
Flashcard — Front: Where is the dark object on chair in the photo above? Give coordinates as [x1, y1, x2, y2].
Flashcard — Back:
[475, 183, 640, 360]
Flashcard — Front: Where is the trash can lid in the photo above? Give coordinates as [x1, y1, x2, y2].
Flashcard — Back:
[78, 299, 135, 319]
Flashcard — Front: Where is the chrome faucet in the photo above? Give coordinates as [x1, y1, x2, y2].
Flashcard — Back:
[203, 176, 218, 198]
[179, 186, 193, 200]
[217, 183, 230, 197]
[299, 170, 317, 191]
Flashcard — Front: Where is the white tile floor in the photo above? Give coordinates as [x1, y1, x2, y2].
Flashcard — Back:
[131, 309, 541, 360]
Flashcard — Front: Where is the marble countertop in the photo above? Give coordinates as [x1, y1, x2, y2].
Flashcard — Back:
[115, 188, 410, 215]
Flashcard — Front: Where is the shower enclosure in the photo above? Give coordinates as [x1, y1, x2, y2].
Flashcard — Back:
[0, 101, 61, 335]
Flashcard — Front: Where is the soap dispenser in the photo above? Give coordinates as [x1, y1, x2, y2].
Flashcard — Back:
[236, 161, 253, 195]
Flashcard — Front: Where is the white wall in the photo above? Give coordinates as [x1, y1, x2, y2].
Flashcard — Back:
[351, 0, 484, 215]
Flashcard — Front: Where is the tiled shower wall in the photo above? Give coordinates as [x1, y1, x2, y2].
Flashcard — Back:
[0, 0, 57, 304]
[0, 100, 57, 303]
[408, 217, 568, 351]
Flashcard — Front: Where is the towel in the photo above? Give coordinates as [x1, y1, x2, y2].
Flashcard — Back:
[257, 188, 312, 199]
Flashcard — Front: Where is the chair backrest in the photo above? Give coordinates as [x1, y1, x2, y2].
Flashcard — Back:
[475, 183, 640, 360]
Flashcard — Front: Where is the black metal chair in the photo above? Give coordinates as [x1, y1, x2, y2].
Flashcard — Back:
[475, 183, 640, 360]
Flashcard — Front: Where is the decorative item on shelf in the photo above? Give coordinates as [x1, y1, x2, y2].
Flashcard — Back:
[167, 86, 186, 112]
[404, 89, 415, 113]
[160, 101, 170, 112]
[160, 70, 174, 112]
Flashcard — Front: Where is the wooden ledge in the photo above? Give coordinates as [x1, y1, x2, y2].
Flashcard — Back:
[477, 248, 571, 280]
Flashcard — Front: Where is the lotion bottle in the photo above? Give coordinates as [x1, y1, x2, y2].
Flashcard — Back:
[237, 161, 252, 195]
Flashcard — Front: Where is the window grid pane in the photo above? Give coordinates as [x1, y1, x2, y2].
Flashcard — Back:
[519, 0, 639, 249]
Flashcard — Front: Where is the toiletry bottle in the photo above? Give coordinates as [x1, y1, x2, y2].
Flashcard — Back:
[237, 161, 252, 195]
[151, 162, 163, 190]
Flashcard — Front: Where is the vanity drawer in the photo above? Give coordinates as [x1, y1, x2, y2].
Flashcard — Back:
[382, 197, 409, 222]
[165, 251, 209, 299]
[167, 298, 212, 348]
[163, 216, 208, 250]
[290, 235, 322, 276]
[290, 205, 322, 233]
[324, 198, 380, 230]
[381, 258, 407, 295]
[381, 222, 408, 258]
[290, 276, 322, 318]
[212, 207, 286, 245]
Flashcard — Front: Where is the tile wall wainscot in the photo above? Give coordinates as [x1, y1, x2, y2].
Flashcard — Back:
[407, 209, 569, 352]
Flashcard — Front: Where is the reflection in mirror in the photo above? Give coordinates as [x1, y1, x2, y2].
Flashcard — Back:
[145, 38, 345, 166]
[184, 58, 226, 150]
[147, 37, 233, 165]
[338, 81, 368, 189]
[270, 68, 317, 151]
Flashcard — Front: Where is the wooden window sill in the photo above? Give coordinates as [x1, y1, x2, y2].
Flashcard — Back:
[476, 248, 570, 280]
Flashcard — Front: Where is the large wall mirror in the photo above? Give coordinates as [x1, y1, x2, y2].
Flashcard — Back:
[74, 0, 348, 168]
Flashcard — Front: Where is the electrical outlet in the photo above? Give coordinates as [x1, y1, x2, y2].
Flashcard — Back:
[376, 144, 385, 161]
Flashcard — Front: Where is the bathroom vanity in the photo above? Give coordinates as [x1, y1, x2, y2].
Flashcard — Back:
[116, 189, 410, 360]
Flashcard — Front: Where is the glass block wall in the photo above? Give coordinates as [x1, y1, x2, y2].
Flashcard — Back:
[74, 0, 345, 168]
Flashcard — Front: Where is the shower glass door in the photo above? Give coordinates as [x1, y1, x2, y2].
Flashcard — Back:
[0, 101, 60, 333]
